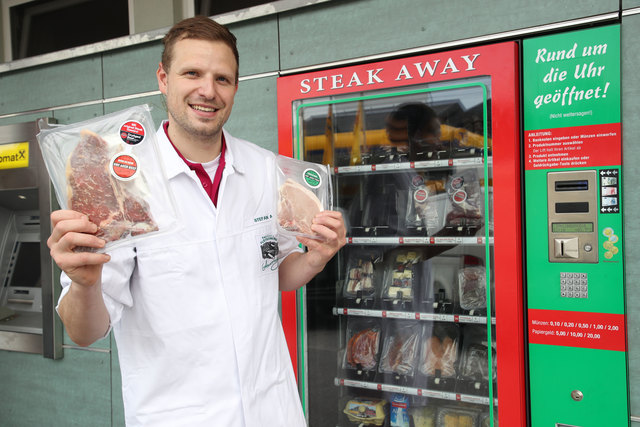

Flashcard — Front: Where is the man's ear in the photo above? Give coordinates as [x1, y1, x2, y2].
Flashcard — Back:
[157, 62, 168, 94]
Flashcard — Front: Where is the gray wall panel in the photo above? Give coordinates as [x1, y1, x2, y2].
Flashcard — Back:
[104, 94, 167, 127]
[0, 57, 102, 116]
[225, 75, 278, 152]
[229, 15, 281, 77]
[279, 0, 619, 70]
[52, 104, 105, 125]
[0, 349, 113, 426]
[103, 43, 164, 99]
[622, 12, 640, 419]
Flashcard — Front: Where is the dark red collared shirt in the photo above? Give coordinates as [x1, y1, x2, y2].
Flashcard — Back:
[163, 121, 226, 206]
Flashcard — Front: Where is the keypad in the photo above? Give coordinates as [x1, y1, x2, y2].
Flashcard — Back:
[560, 272, 588, 298]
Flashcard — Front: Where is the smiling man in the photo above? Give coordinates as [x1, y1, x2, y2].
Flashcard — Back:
[48, 16, 345, 427]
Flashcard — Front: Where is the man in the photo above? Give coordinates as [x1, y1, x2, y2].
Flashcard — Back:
[48, 16, 345, 427]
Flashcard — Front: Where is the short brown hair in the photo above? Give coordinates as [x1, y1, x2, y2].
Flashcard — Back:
[161, 16, 239, 81]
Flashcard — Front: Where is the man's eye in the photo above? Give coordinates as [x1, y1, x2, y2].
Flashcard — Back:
[186, 71, 198, 77]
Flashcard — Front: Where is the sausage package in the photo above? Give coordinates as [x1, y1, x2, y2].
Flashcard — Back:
[37, 104, 179, 252]
[276, 155, 332, 240]
[343, 317, 382, 376]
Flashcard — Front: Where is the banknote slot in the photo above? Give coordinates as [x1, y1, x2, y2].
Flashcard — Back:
[555, 202, 589, 213]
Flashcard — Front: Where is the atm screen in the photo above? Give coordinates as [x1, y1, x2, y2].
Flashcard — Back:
[8, 242, 41, 287]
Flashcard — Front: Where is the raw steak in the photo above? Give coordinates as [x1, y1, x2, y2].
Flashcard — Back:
[67, 130, 157, 244]
[277, 178, 323, 235]
[346, 328, 379, 370]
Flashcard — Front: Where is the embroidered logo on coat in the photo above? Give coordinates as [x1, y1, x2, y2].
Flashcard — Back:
[260, 234, 279, 271]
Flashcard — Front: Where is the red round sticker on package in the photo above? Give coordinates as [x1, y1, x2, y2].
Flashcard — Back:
[414, 188, 428, 203]
[452, 189, 467, 204]
[120, 120, 145, 145]
[110, 153, 139, 181]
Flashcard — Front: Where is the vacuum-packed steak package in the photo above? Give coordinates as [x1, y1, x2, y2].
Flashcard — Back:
[378, 320, 421, 379]
[276, 155, 332, 239]
[343, 318, 382, 375]
[444, 169, 484, 231]
[37, 104, 178, 252]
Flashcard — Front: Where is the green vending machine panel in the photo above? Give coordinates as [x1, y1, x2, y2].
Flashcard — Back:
[523, 26, 629, 426]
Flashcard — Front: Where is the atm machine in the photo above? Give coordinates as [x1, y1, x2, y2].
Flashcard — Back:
[0, 119, 62, 359]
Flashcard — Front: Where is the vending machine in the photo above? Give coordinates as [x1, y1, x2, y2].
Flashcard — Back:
[278, 42, 525, 426]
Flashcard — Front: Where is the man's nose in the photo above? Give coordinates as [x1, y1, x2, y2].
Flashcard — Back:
[199, 78, 216, 99]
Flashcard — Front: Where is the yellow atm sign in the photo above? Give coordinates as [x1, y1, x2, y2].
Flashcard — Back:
[0, 142, 29, 170]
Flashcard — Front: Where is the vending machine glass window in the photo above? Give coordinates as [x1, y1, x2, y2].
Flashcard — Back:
[294, 79, 498, 426]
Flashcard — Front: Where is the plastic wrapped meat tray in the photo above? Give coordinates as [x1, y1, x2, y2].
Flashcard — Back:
[37, 104, 179, 252]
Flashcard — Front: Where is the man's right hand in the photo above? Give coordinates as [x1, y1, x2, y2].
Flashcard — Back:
[48, 210, 111, 287]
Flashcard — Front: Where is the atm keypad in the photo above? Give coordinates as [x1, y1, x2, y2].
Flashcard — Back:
[560, 272, 588, 298]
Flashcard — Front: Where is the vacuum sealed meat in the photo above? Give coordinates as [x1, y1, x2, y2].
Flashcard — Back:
[67, 130, 157, 242]
[344, 318, 381, 372]
[404, 173, 447, 235]
[458, 325, 497, 382]
[444, 169, 484, 230]
[419, 323, 459, 378]
[378, 321, 421, 377]
[458, 266, 487, 311]
[276, 155, 331, 239]
[37, 104, 179, 252]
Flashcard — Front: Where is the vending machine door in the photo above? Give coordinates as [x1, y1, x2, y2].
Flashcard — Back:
[278, 42, 523, 427]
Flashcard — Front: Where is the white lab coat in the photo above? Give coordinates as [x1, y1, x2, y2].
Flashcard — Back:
[59, 125, 306, 427]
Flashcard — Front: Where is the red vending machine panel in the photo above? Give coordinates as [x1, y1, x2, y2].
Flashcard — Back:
[278, 42, 524, 427]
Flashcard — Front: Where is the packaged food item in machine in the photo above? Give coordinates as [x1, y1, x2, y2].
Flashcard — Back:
[343, 396, 387, 426]
[378, 320, 421, 380]
[389, 393, 411, 427]
[457, 325, 497, 394]
[343, 247, 383, 307]
[404, 173, 447, 236]
[36, 104, 179, 252]
[458, 264, 487, 312]
[381, 250, 422, 310]
[276, 155, 332, 239]
[444, 169, 484, 232]
[410, 405, 436, 427]
[436, 405, 481, 427]
[343, 318, 382, 376]
[418, 323, 460, 389]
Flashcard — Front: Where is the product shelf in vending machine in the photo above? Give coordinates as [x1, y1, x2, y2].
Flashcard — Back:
[278, 42, 524, 427]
